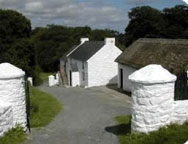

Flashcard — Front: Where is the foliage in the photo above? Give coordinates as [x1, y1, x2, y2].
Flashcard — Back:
[124, 5, 188, 46]
[5, 38, 35, 75]
[0, 9, 41, 85]
[115, 115, 188, 144]
[39, 72, 55, 82]
[0, 9, 31, 62]
[30, 85, 62, 127]
[0, 125, 27, 144]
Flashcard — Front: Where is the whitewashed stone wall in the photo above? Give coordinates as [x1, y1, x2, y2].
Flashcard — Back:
[0, 63, 27, 130]
[118, 64, 136, 92]
[87, 41, 121, 87]
[129, 65, 177, 133]
[172, 100, 188, 124]
[0, 101, 13, 136]
[48, 74, 59, 87]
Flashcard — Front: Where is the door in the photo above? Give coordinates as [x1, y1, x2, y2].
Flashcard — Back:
[120, 68, 123, 89]
[69, 70, 72, 86]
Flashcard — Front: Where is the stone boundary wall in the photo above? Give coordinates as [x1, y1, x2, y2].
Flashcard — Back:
[48, 73, 59, 87]
[172, 100, 188, 124]
[129, 64, 188, 133]
[0, 101, 13, 136]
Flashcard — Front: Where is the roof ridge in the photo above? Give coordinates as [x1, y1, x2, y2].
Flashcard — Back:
[138, 38, 188, 44]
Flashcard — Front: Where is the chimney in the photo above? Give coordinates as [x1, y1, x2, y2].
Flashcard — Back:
[105, 38, 115, 45]
[80, 38, 89, 44]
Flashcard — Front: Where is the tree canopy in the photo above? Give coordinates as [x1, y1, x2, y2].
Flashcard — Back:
[124, 5, 188, 46]
[0, 9, 39, 83]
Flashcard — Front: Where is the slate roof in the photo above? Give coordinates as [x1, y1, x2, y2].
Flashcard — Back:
[68, 41, 105, 61]
[60, 45, 77, 61]
[115, 38, 188, 74]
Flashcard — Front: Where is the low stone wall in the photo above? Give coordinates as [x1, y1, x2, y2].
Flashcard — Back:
[0, 101, 13, 136]
[172, 100, 188, 124]
[48, 73, 59, 87]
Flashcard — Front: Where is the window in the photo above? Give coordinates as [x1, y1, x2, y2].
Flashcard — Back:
[82, 62, 84, 69]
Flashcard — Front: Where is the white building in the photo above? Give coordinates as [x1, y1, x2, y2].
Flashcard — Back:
[60, 38, 122, 87]
[115, 38, 188, 95]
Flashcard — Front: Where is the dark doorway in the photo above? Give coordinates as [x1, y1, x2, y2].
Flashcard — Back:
[120, 68, 123, 89]
[69, 70, 72, 86]
[175, 71, 188, 100]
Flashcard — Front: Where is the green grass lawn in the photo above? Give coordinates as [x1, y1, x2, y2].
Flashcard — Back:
[0, 125, 27, 144]
[39, 72, 55, 82]
[115, 116, 188, 144]
[30, 85, 62, 127]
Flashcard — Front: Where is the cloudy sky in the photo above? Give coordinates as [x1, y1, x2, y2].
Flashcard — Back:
[0, 0, 185, 32]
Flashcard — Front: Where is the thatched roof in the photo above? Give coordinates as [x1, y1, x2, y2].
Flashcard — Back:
[115, 38, 188, 74]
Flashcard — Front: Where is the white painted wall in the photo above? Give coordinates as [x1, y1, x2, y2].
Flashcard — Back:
[0, 63, 27, 130]
[87, 43, 121, 87]
[0, 101, 13, 136]
[129, 65, 177, 133]
[172, 100, 188, 124]
[118, 64, 136, 92]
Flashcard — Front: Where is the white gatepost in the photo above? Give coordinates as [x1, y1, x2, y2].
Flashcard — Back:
[27, 77, 33, 86]
[129, 64, 177, 133]
[0, 63, 27, 130]
[48, 75, 55, 87]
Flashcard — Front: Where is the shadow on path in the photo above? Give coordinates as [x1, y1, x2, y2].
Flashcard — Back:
[106, 84, 131, 97]
[105, 123, 131, 136]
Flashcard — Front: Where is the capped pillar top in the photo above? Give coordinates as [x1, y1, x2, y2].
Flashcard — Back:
[129, 64, 177, 84]
[0, 63, 25, 79]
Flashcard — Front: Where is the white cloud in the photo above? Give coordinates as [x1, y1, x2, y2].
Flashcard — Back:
[0, 0, 127, 32]
[127, 0, 156, 5]
[25, 2, 43, 12]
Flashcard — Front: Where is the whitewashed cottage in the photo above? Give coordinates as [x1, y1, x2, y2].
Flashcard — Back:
[60, 38, 122, 87]
[115, 38, 188, 100]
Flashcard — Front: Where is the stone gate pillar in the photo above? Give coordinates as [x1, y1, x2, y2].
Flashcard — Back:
[128, 64, 177, 133]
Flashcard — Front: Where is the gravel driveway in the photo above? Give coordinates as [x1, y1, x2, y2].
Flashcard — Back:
[23, 85, 131, 144]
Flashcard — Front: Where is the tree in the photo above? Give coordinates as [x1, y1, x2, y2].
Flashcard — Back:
[124, 6, 165, 46]
[123, 5, 188, 47]
[0, 9, 41, 84]
[0, 9, 31, 62]
[5, 38, 35, 76]
[163, 5, 188, 38]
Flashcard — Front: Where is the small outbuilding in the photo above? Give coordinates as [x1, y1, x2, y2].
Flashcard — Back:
[60, 38, 122, 87]
[115, 38, 188, 100]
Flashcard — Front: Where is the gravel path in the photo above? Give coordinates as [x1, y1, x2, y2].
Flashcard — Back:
[23, 85, 131, 144]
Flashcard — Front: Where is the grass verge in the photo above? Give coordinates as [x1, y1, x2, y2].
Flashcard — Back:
[115, 115, 188, 144]
[30, 85, 62, 127]
[39, 72, 54, 82]
[0, 125, 26, 144]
